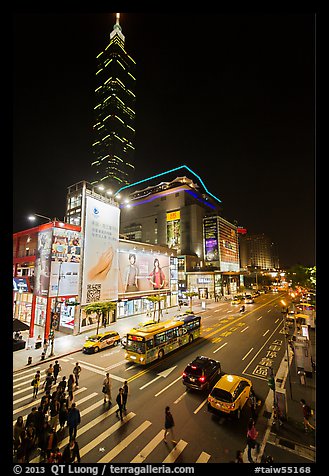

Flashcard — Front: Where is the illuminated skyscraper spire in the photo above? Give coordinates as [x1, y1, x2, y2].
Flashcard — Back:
[91, 13, 135, 190]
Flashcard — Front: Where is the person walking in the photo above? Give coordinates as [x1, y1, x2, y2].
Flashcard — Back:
[59, 402, 69, 431]
[67, 374, 75, 402]
[246, 418, 260, 463]
[53, 360, 61, 384]
[122, 381, 129, 411]
[49, 397, 60, 432]
[43, 372, 54, 394]
[115, 388, 124, 421]
[164, 406, 176, 445]
[67, 402, 81, 440]
[32, 373, 40, 399]
[45, 427, 58, 460]
[249, 388, 258, 422]
[102, 372, 112, 404]
[13, 416, 25, 455]
[58, 376, 67, 394]
[61, 437, 81, 463]
[73, 362, 81, 388]
[300, 399, 315, 432]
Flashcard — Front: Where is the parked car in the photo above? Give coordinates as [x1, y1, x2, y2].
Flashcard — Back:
[13, 338, 26, 351]
[182, 355, 221, 391]
[82, 330, 120, 353]
[207, 374, 253, 418]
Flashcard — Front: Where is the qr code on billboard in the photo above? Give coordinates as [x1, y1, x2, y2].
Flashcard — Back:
[86, 284, 101, 303]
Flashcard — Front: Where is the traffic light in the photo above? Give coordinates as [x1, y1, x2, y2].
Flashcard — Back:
[268, 375, 275, 390]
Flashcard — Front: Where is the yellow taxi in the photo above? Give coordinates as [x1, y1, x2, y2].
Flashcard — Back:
[207, 374, 253, 418]
[83, 330, 120, 354]
[231, 296, 242, 305]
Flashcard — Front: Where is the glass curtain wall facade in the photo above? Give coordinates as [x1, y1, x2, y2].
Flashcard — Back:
[91, 14, 136, 191]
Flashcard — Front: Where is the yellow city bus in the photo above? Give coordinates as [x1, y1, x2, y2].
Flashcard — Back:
[124, 313, 201, 365]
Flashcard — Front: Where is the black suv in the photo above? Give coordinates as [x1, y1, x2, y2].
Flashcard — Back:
[182, 355, 221, 391]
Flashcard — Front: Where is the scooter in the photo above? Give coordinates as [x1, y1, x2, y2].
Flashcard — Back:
[239, 305, 245, 313]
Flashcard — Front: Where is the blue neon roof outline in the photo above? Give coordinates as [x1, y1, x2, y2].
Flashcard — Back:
[114, 164, 221, 203]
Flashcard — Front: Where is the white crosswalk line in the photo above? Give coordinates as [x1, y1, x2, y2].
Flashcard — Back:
[15, 392, 98, 429]
[13, 367, 41, 380]
[162, 439, 187, 463]
[196, 451, 211, 463]
[13, 387, 87, 416]
[130, 429, 164, 463]
[80, 412, 136, 458]
[98, 420, 152, 463]
[78, 363, 125, 382]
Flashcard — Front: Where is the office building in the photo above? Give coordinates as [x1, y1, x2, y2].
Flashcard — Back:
[91, 13, 136, 191]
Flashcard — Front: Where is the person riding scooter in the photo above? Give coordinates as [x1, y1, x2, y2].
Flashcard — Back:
[239, 305, 245, 313]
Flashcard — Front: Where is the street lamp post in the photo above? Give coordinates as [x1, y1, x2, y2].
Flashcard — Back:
[281, 300, 293, 399]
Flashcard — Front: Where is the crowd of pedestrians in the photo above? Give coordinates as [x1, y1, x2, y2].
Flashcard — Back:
[13, 363, 82, 463]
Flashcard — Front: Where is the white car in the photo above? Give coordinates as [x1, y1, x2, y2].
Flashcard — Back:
[244, 295, 254, 304]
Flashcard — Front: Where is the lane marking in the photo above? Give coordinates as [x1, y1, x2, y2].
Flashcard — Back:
[174, 391, 187, 404]
[213, 342, 227, 354]
[263, 329, 270, 337]
[240, 326, 249, 333]
[154, 375, 182, 397]
[193, 398, 208, 414]
[257, 316, 263, 321]
[242, 348, 254, 361]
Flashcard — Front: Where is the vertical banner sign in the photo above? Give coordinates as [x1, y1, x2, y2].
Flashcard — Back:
[218, 218, 239, 272]
[166, 210, 181, 249]
[81, 196, 120, 304]
[34, 229, 53, 297]
[204, 217, 219, 262]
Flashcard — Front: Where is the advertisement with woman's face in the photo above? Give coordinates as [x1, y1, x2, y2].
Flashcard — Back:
[81, 196, 120, 304]
[118, 244, 170, 294]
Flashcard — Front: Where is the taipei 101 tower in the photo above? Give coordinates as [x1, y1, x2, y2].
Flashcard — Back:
[91, 13, 136, 192]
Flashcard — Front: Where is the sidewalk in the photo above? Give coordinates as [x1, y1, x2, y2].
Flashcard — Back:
[258, 326, 316, 463]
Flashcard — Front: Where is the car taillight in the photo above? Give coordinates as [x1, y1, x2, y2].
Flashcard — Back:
[182, 372, 186, 377]
[208, 396, 214, 402]
[198, 376, 206, 382]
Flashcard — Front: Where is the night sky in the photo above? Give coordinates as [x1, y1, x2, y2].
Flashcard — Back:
[13, 12, 316, 268]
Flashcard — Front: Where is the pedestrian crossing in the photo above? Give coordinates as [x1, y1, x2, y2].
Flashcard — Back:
[13, 364, 218, 464]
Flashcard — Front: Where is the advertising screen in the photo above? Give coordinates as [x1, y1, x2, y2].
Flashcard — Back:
[49, 228, 82, 297]
[13, 277, 29, 293]
[118, 241, 170, 294]
[204, 217, 219, 262]
[81, 196, 120, 304]
[219, 219, 239, 272]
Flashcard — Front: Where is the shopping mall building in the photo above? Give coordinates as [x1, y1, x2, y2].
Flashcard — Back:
[13, 167, 241, 340]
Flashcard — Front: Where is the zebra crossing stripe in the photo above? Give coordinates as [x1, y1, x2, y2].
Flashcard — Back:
[162, 440, 188, 463]
[80, 412, 136, 458]
[13, 387, 87, 416]
[130, 429, 165, 463]
[98, 420, 152, 463]
[13, 367, 42, 380]
[196, 451, 211, 463]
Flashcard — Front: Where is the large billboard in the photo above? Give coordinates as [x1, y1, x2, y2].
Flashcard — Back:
[118, 241, 171, 294]
[219, 218, 239, 272]
[166, 211, 181, 249]
[81, 196, 120, 304]
[49, 228, 82, 297]
[204, 217, 219, 262]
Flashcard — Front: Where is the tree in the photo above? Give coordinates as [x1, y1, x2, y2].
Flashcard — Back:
[184, 291, 198, 312]
[84, 301, 117, 334]
[145, 295, 166, 323]
[286, 265, 316, 290]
